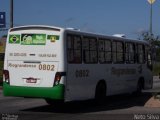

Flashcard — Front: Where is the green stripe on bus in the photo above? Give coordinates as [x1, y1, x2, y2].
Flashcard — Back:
[3, 82, 64, 100]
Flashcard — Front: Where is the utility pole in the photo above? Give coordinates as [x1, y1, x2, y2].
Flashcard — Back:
[10, 0, 13, 28]
[150, 2, 153, 35]
[147, 0, 156, 63]
[147, 0, 156, 36]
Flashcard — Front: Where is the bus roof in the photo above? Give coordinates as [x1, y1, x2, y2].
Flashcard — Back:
[9, 25, 62, 32]
[9, 25, 149, 45]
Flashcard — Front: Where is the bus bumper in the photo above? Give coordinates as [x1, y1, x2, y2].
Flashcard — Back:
[3, 82, 64, 100]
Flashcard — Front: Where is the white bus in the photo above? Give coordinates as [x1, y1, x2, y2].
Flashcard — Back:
[3, 25, 153, 104]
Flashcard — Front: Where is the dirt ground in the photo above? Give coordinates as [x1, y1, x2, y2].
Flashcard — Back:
[145, 95, 160, 108]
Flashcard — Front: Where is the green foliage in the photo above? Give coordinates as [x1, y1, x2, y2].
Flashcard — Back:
[153, 62, 160, 76]
[139, 32, 160, 45]
[0, 61, 3, 86]
[2, 35, 7, 38]
[139, 31, 160, 62]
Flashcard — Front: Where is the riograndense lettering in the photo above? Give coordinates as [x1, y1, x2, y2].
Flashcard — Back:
[111, 67, 136, 76]
[8, 63, 36, 68]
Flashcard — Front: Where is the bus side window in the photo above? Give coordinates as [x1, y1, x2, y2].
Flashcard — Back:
[104, 40, 112, 63]
[98, 39, 112, 63]
[98, 39, 105, 63]
[67, 35, 74, 63]
[125, 43, 135, 64]
[130, 43, 136, 63]
[90, 38, 98, 63]
[112, 41, 117, 63]
[112, 41, 124, 63]
[83, 38, 90, 63]
[83, 37, 98, 64]
[67, 35, 82, 64]
[137, 44, 145, 64]
[146, 46, 153, 70]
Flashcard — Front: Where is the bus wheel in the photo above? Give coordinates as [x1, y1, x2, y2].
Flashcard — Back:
[134, 79, 144, 96]
[45, 99, 64, 106]
[95, 81, 106, 104]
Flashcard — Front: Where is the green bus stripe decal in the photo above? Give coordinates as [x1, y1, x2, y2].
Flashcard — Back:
[3, 82, 64, 100]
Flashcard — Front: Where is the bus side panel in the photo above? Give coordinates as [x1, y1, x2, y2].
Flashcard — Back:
[65, 64, 97, 101]
[65, 64, 139, 101]
[143, 65, 153, 89]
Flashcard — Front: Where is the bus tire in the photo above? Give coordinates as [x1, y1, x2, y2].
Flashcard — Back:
[95, 81, 106, 104]
[45, 99, 64, 106]
[134, 78, 144, 96]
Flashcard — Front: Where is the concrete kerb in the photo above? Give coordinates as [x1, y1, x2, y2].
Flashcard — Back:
[154, 93, 160, 100]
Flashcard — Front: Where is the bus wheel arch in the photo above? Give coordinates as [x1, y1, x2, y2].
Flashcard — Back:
[95, 80, 107, 104]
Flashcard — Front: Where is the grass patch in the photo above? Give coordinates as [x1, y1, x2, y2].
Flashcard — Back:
[153, 62, 160, 76]
[0, 77, 2, 86]
[0, 61, 4, 86]
[0, 60, 3, 69]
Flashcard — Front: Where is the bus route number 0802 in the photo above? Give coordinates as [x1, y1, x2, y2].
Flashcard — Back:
[39, 64, 55, 71]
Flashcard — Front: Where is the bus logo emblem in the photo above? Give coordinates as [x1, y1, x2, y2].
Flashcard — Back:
[23, 77, 40, 83]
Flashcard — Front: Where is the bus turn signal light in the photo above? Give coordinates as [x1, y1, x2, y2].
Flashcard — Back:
[3, 70, 10, 84]
[54, 72, 62, 86]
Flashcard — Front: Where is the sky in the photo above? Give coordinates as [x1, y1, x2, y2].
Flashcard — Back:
[0, 0, 160, 39]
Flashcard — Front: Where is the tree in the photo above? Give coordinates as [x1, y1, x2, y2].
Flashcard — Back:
[2, 35, 7, 38]
[0, 35, 7, 54]
[139, 31, 160, 62]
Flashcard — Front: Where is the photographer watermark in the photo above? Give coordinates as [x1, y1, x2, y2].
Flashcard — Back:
[134, 114, 160, 120]
[1, 114, 18, 120]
